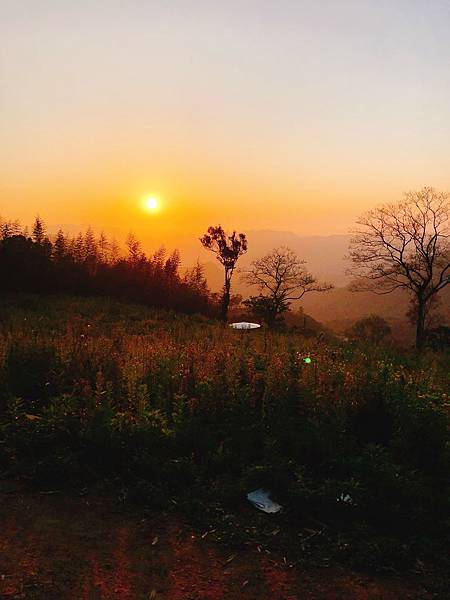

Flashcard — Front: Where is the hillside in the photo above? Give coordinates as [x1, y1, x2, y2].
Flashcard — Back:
[179, 231, 351, 288]
[301, 285, 450, 328]
[1, 293, 449, 598]
[199, 229, 449, 332]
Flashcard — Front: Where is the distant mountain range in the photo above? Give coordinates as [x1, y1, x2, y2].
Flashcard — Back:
[183, 230, 352, 287]
[46, 225, 448, 328]
[188, 230, 449, 328]
[47, 226, 351, 286]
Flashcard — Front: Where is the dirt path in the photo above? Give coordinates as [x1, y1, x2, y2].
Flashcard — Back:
[0, 486, 429, 600]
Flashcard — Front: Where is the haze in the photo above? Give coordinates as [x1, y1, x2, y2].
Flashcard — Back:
[2, 0, 450, 249]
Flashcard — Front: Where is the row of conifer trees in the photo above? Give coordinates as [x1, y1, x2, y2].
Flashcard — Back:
[0, 216, 216, 316]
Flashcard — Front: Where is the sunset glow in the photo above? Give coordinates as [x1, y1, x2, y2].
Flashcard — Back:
[2, 2, 450, 251]
[1, 5, 449, 591]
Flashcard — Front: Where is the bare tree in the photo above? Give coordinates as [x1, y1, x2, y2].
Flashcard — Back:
[348, 187, 450, 349]
[200, 225, 247, 321]
[406, 294, 442, 331]
[242, 247, 333, 327]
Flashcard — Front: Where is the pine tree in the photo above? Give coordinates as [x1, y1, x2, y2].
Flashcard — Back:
[109, 238, 120, 264]
[184, 261, 209, 294]
[84, 227, 98, 276]
[165, 249, 181, 278]
[32, 216, 46, 245]
[97, 232, 109, 264]
[83, 227, 97, 259]
[1, 219, 22, 239]
[73, 233, 85, 263]
[53, 229, 67, 261]
[126, 232, 144, 265]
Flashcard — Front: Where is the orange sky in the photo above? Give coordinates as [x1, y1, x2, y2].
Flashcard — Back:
[2, 1, 450, 249]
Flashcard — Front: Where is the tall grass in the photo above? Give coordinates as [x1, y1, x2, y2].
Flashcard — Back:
[0, 293, 449, 534]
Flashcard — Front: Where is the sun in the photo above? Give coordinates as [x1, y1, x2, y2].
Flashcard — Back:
[144, 197, 159, 212]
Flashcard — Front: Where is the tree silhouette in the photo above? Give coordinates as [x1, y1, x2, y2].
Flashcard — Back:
[83, 227, 98, 277]
[164, 249, 181, 278]
[97, 232, 109, 264]
[348, 187, 449, 349]
[184, 261, 209, 295]
[126, 232, 144, 265]
[72, 233, 85, 263]
[53, 229, 67, 261]
[0, 217, 22, 239]
[200, 225, 248, 321]
[346, 315, 391, 345]
[0, 216, 215, 317]
[109, 238, 121, 264]
[32, 216, 46, 245]
[243, 294, 288, 327]
[84, 227, 98, 259]
[406, 294, 442, 331]
[243, 247, 333, 328]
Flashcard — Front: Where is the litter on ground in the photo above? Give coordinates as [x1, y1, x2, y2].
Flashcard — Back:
[229, 322, 261, 330]
[247, 489, 282, 514]
[337, 493, 354, 504]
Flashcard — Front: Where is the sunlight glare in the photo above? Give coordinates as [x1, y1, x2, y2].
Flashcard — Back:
[144, 197, 159, 212]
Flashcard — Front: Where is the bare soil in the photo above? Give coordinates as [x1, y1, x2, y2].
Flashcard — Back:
[0, 485, 430, 600]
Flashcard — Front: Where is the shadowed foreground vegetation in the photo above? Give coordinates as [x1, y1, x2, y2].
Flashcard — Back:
[0, 488, 433, 600]
[0, 294, 449, 595]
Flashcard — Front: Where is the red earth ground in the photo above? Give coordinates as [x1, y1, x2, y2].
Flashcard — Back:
[0, 485, 430, 600]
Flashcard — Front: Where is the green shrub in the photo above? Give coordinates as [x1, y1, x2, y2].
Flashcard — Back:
[0, 294, 448, 542]
[4, 342, 61, 404]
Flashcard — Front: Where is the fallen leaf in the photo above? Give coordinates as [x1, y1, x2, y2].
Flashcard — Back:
[25, 414, 41, 421]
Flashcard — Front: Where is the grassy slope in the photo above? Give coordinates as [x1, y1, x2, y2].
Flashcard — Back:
[0, 293, 449, 596]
